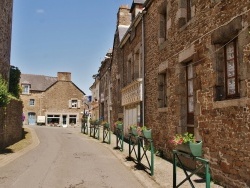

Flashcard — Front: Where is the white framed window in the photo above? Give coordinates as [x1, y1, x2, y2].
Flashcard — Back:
[29, 99, 35, 106]
[69, 99, 81, 108]
[22, 84, 30, 94]
[71, 100, 77, 108]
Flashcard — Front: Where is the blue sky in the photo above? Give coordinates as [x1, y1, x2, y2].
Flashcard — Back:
[11, 0, 132, 95]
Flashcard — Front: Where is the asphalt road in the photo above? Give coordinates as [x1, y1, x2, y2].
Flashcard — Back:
[0, 126, 145, 188]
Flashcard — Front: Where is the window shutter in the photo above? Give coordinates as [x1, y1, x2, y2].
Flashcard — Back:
[68, 100, 71, 108]
[77, 100, 81, 108]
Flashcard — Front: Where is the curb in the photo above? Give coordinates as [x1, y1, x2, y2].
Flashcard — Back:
[0, 126, 40, 167]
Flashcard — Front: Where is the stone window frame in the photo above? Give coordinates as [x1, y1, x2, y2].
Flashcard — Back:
[177, 0, 195, 29]
[211, 16, 244, 102]
[157, 61, 168, 111]
[133, 43, 142, 79]
[178, 45, 196, 133]
[127, 54, 133, 84]
[186, 62, 194, 127]
[69, 99, 80, 109]
[29, 99, 35, 106]
[158, 1, 168, 46]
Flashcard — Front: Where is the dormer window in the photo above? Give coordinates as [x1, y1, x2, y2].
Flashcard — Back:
[22, 84, 30, 94]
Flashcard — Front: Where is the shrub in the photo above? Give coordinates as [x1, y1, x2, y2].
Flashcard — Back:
[0, 75, 10, 107]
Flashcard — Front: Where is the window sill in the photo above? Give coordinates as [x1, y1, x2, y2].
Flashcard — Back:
[158, 107, 167, 112]
[213, 97, 249, 108]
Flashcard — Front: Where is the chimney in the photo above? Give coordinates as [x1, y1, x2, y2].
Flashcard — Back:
[117, 5, 131, 26]
[57, 72, 71, 81]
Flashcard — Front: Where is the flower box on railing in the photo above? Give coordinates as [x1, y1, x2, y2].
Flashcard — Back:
[176, 141, 202, 157]
[131, 127, 138, 136]
[116, 123, 123, 130]
[142, 129, 152, 139]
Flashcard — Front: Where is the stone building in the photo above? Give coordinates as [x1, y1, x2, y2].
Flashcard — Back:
[20, 72, 86, 127]
[0, 0, 13, 80]
[89, 75, 100, 121]
[110, 5, 131, 130]
[104, 0, 250, 187]
[0, 0, 23, 150]
[118, 1, 145, 135]
[98, 49, 112, 122]
[142, 0, 250, 187]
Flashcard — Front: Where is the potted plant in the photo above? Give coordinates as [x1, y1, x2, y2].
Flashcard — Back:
[142, 126, 152, 139]
[113, 119, 123, 130]
[170, 132, 202, 157]
[129, 125, 140, 136]
[102, 121, 109, 129]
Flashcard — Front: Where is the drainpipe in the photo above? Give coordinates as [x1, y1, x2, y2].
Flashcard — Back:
[142, 10, 146, 127]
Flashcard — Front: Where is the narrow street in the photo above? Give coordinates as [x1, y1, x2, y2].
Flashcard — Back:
[0, 126, 145, 188]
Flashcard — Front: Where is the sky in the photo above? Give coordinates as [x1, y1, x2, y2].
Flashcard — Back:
[11, 0, 133, 95]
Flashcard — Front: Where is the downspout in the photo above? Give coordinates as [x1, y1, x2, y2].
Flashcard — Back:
[142, 10, 146, 127]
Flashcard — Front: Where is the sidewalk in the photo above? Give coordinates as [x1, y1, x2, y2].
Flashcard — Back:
[76, 126, 223, 188]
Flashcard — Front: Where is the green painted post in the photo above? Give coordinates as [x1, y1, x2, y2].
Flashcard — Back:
[98, 125, 100, 140]
[150, 140, 154, 176]
[121, 128, 124, 151]
[108, 129, 111, 144]
[173, 151, 177, 187]
[137, 137, 141, 163]
[129, 136, 131, 158]
[206, 162, 211, 188]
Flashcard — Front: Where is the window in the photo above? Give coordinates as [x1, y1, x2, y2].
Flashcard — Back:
[134, 50, 140, 79]
[186, 0, 191, 22]
[69, 115, 77, 124]
[186, 63, 194, 124]
[69, 99, 80, 108]
[29, 99, 35, 106]
[215, 39, 239, 100]
[177, 0, 193, 28]
[158, 72, 167, 108]
[127, 59, 133, 84]
[22, 84, 30, 94]
[71, 100, 77, 108]
[224, 40, 238, 98]
[159, 2, 167, 43]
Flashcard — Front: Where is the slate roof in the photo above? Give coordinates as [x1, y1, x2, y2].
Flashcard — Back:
[118, 25, 130, 41]
[20, 74, 57, 91]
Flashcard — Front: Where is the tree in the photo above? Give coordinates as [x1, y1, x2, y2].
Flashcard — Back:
[9, 66, 21, 98]
[0, 75, 10, 107]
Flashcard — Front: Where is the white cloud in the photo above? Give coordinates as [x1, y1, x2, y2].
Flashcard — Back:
[36, 9, 45, 14]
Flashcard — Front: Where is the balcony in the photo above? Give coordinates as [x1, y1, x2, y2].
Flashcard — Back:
[121, 78, 143, 106]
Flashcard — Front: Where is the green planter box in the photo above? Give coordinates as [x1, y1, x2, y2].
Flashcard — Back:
[103, 123, 110, 129]
[143, 129, 152, 139]
[176, 141, 202, 157]
[117, 123, 123, 130]
[131, 127, 138, 136]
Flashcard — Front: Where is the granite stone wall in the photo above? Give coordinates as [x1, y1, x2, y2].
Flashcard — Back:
[0, 99, 23, 150]
[143, 0, 250, 187]
[0, 0, 13, 81]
